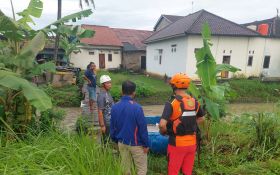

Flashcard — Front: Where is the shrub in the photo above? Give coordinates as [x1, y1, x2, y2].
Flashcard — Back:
[42, 84, 82, 107]
[229, 79, 280, 102]
[75, 116, 93, 134]
[39, 108, 65, 131]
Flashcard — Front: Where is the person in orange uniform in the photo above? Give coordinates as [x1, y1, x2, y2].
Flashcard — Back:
[159, 73, 205, 175]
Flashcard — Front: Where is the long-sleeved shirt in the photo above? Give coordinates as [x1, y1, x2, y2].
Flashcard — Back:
[110, 96, 149, 147]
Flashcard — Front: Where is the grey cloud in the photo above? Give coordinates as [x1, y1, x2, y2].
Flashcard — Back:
[1, 0, 279, 31]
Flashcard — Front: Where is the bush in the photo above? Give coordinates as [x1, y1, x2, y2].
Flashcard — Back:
[110, 87, 122, 102]
[39, 108, 65, 131]
[42, 84, 82, 107]
[229, 79, 280, 103]
[135, 83, 154, 97]
[75, 116, 93, 134]
[77, 70, 85, 88]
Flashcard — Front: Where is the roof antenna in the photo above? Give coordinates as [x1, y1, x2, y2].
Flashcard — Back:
[277, 8, 279, 18]
[192, 1, 194, 13]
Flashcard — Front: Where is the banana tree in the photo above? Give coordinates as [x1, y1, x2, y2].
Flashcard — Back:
[58, 25, 94, 63]
[0, 0, 93, 135]
[188, 23, 241, 139]
[0, 31, 52, 135]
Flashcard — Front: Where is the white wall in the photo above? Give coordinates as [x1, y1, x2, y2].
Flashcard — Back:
[261, 38, 280, 77]
[70, 46, 122, 70]
[147, 35, 280, 79]
[186, 35, 252, 78]
[245, 37, 266, 76]
[146, 37, 188, 77]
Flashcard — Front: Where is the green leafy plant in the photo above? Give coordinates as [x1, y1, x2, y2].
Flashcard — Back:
[38, 108, 65, 132]
[42, 84, 82, 107]
[59, 25, 94, 63]
[189, 23, 241, 120]
[0, 0, 93, 136]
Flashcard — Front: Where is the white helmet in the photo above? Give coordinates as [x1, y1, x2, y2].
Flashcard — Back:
[100, 75, 111, 84]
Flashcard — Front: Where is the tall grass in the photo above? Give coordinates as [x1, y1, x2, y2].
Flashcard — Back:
[148, 112, 280, 175]
[0, 132, 122, 175]
[229, 79, 280, 103]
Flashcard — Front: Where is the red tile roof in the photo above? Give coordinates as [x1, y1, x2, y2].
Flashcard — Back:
[81, 25, 123, 46]
[113, 28, 153, 50]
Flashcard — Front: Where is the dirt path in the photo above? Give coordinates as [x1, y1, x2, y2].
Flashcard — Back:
[60, 107, 81, 130]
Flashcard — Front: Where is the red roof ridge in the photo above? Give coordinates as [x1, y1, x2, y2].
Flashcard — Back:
[112, 28, 153, 32]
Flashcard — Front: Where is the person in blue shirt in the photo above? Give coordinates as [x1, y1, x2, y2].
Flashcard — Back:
[110, 80, 149, 175]
[84, 62, 97, 112]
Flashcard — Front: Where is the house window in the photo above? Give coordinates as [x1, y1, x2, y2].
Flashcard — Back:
[108, 54, 112, 62]
[263, 56, 270, 69]
[114, 51, 119, 54]
[247, 56, 253, 66]
[89, 51, 94, 55]
[158, 49, 163, 64]
[171, 44, 177, 53]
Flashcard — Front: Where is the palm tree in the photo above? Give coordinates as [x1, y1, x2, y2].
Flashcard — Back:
[54, 0, 95, 63]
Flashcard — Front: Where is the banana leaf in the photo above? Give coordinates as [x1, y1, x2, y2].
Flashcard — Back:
[0, 11, 24, 41]
[43, 9, 93, 30]
[30, 61, 56, 76]
[204, 97, 220, 120]
[195, 23, 217, 89]
[17, 0, 43, 29]
[216, 64, 241, 75]
[15, 31, 45, 71]
[0, 71, 52, 111]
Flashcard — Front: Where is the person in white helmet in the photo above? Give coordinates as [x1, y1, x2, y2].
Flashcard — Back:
[97, 75, 114, 144]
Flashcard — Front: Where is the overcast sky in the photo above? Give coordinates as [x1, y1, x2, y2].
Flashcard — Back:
[1, 0, 279, 31]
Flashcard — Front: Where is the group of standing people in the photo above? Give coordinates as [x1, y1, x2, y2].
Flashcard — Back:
[84, 62, 205, 175]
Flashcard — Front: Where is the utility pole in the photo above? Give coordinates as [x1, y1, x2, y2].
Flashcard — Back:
[10, 0, 16, 20]
[192, 1, 194, 13]
[54, 0, 62, 65]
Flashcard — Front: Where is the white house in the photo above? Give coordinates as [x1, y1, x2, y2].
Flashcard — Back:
[145, 10, 280, 79]
[70, 25, 122, 70]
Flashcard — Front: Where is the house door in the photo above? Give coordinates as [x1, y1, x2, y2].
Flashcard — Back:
[99, 54, 105, 69]
[221, 56, 231, 78]
[141, 56, 146, 70]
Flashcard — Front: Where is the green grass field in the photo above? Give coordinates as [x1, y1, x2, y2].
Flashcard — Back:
[97, 70, 172, 105]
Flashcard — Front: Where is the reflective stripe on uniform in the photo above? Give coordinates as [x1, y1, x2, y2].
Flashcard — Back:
[182, 111, 196, 117]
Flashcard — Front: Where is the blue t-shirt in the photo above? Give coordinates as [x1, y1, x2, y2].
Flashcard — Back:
[84, 69, 96, 87]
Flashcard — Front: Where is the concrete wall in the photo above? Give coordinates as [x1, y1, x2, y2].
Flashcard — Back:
[261, 38, 280, 77]
[186, 35, 251, 78]
[70, 46, 122, 70]
[123, 51, 146, 70]
[146, 36, 188, 77]
[186, 36, 280, 78]
[146, 35, 280, 79]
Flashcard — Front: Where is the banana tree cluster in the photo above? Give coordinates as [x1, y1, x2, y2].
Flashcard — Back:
[0, 0, 93, 135]
[189, 23, 241, 120]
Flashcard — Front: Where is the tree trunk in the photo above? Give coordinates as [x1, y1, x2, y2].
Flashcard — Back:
[54, 0, 62, 64]
[10, 0, 16, 20]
